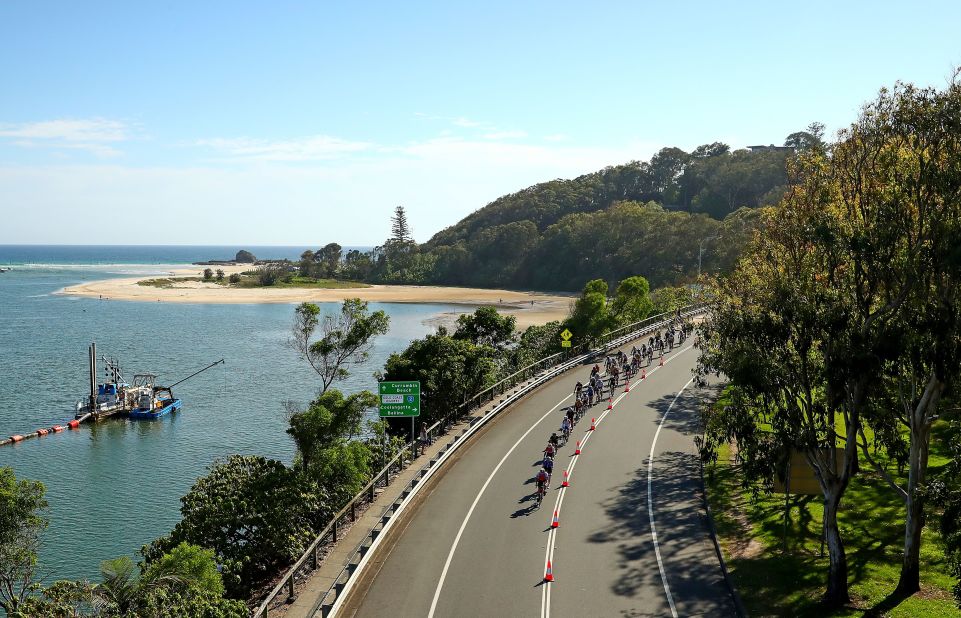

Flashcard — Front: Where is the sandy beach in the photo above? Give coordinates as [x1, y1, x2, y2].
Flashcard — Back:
[59, 266, 573, 329]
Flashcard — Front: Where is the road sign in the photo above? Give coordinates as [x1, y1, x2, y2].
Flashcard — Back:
[379, 381, 421, 417]
[560, 328, 572, 347]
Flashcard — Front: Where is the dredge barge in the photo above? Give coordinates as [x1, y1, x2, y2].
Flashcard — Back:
[2, 343, 223, 447]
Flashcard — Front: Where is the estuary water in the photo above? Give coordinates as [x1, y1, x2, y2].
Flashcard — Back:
[0, 246, 455, 583]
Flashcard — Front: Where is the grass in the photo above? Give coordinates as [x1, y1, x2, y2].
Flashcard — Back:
[705, 392, 959, 617]
[136, 276, 203, 288]
[136, 275, 371, 290]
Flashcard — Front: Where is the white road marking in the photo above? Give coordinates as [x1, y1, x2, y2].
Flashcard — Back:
[647, 376, 694, 618]
[541, 344, 694, 617]
[427, 393, 571, 618]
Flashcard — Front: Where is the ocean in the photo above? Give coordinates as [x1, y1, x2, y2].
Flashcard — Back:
[0, 246, 456, 583]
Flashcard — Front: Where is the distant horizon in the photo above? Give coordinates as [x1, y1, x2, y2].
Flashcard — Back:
[3, 1, 959, 245]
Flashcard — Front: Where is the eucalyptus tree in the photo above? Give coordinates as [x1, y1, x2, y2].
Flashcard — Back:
[290, 299, 390, 393]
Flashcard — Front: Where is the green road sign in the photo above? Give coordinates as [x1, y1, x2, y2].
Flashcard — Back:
[379, 381, 421, 417]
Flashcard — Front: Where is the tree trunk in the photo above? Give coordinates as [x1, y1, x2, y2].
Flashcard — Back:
[896, 379, 939, 595]
[822, 488, 851, 606]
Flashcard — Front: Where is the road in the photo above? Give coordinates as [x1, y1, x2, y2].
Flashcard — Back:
[340, 337, 736, 617]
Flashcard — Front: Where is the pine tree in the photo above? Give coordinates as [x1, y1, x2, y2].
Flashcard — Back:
[391, 206, 413, 244]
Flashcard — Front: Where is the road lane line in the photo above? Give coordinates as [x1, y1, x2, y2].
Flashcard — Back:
[428, 393, 572, 618]
[648, 376, 694, 618]
[542, 343, 693, 617]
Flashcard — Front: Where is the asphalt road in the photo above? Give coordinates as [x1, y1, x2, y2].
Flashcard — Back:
[341, 337, 736, 618]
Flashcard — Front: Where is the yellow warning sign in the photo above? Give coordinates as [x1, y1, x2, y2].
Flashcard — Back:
[560, 329, 573, 341]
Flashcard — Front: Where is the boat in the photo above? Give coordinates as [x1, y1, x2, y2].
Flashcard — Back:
[0, 267, 10, 273]
[128, 374, 183, 420]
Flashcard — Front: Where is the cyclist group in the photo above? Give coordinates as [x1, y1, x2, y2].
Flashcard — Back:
[532, 317, 695, 507]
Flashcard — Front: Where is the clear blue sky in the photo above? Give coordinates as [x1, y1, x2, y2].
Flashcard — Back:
[1, 1, 959, 245]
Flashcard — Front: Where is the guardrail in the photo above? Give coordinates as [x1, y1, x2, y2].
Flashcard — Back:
[252, 304, 706, 617]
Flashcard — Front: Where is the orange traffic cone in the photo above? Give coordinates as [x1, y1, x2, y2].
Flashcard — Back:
[659, 355, 664, 366]
[590, 418, 596, 431]
[551, 510, 560, 528]
[574, 440, 581, 455]
[561, 470, 570, 487]
[624, 380, 631, 393]
[606, 397, 613, 410]
[641, 368, 646, 380]
[544, 560, 555, 582]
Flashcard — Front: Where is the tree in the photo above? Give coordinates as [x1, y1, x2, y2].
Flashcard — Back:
[610, 275, 653, 325]
[316, 243, 343, 278]
[784, 122, 826, 152]
[699, 192, 862, 606]
[234, 250, 256, 263]
[0, 468, 47, 615]
[565, 279, 612, 343]
[215, 269, 225, 282]
[828, 78, 961, 595]
[289, 299, 390, 393]
[452, 306, 516, 349]
[227, 273, 241, 284]
[18, 579, 96, 617]
[651, 286, 693, 314]
[381, 332, 498, 429]
[299, 250, 315, 278]
[202, 268, 214, 281]
[287, 389, 377, 472]
[145, 456, 323, 598]
[391, 206, 413, 243]
[256, 262, 288, 286]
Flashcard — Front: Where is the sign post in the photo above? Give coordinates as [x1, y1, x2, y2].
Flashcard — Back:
[379, 381, 421, 449]
[560, 328, 573, 348]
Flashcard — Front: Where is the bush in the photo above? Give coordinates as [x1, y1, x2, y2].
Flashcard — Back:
[227, 273, 241, 284]
[202, 268, 214, 281]
[144, 455, 326, 597]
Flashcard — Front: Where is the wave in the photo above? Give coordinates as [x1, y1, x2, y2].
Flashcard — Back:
[0, 263, 194, 276]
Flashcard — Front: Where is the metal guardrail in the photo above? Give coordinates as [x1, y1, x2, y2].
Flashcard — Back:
[252, 304, 706, 617]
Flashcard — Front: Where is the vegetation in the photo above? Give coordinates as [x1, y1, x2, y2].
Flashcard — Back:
[705, 432, 957, 616]
[202, 268, 214, 281]
[289, 299, 390, 393]
[0, 467, 47, 615]
[699, 77, 961, 609]
[227, 272, 241, 284]
[145, 455, 324, 598]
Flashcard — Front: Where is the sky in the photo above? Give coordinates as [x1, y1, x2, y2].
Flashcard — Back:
[1, 1, 959, 246]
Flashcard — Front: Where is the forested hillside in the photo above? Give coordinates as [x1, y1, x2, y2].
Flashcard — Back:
[304, 127, 824, 292]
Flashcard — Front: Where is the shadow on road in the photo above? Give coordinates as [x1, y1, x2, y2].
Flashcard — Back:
[585, 384, 735, 615]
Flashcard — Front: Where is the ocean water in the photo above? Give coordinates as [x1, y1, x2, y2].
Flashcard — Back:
[0, 246, 453, 583]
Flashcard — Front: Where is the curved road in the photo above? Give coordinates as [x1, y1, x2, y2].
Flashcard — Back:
[340, 338, 735, 617]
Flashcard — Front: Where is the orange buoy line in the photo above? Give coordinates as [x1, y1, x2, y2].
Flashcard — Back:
[1, 415, 86, 447]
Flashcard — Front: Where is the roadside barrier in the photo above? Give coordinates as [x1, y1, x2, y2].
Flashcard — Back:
[252, 304, 707, 618]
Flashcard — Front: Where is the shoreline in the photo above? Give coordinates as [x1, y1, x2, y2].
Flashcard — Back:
[58, 267, 573, 328]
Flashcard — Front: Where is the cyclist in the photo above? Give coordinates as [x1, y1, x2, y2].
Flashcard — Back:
[560, 415, 572, 438]
[566, 405, 576, 427]
[543, 454, 554, 479]
[586, 383, 595, 406]
[548, 432, 560, 451]
[574, 380, 583, 398]
[535, 468, 549, 504]
[544, 442, 556, 459]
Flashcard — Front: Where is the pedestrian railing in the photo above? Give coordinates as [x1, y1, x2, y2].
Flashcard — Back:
[252, 304, 707, 617]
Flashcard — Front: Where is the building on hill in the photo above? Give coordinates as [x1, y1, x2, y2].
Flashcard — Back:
[747, 144, 794, 153]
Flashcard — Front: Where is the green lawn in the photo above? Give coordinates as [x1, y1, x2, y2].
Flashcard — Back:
[705, 395, 959, 617]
